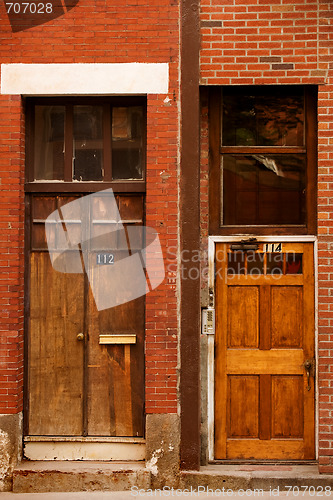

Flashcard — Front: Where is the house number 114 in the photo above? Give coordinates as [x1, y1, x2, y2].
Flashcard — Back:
[264, 243, 282, 253]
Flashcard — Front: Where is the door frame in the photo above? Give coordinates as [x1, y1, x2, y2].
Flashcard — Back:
[206, 235, 318, 462]
[23, 192, 147, 459]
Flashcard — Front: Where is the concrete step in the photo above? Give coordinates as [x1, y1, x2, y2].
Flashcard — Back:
[13, 461, 150, 493]
[180, 465, 333, 492]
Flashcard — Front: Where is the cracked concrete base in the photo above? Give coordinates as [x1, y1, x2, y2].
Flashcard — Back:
[13, 461, 150, 493]
[0, 413, 22, 492]
[145, 414, 180, 489]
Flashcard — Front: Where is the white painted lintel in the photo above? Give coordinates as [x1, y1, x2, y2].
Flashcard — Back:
[1, 63, 169, 95]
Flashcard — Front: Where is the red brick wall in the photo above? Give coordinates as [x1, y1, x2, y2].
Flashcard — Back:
[0, 95, 24, 413]
[0, 0, 180, 415]
[317, 0, 333, 473]
[200, 0, 333, 472]
[145, 91, 179, 414]
[200, 0, 326, 86]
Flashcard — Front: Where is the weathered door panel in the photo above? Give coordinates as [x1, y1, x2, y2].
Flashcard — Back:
[29, 253, 84, 435]
[27, 193, 145, 437]
[86, 288, 145, 436]
[215, 242, 315, 460]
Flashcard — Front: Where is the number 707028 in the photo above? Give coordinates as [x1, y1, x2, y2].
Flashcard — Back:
[5, 2, 53, 13]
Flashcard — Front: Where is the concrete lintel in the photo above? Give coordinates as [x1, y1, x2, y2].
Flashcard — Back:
[1, 63, 169, 95]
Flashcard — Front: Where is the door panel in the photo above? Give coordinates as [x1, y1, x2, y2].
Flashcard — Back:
[215, 242, 315, 460]
[271, 376, 304, 438]
[271, 286, 303, 348]
[28, 194, 145, 437]
[227, 287, 259, 348]
[86, 287, 144, 436]
[228, 376, 259, 438]
[29, 253, 84, 435]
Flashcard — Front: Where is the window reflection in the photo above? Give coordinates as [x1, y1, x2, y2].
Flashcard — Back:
[222, 155, 306, 225]
[112, 107, 143, 180]
[32, 102, 145, 183]
[73, 106, 103, 181]
[34, 106, 65, 180]
[222, 88, 304, 147]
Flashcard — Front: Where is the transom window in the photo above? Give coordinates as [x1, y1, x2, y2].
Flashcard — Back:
[26, 98, 146, 193]
[209, 86, 317, 235]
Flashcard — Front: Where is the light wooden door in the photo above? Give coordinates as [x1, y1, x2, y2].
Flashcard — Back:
[215, 242, 315, 460]
[27, 194, 144, 437]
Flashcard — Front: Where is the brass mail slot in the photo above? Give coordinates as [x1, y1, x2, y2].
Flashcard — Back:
[99, 334, 136, 345]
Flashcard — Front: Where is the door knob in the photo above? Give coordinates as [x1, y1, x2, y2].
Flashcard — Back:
[77, 333, 84, 341]
[304, 359, 314, 391]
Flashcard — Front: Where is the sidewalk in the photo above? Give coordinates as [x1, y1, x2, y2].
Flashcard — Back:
[9, 463, 333, 497]
[0, 491, 331, 499]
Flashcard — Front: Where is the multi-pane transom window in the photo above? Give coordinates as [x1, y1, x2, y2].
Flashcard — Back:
[28, 99, 145, 185]
[209, 86, 317, 235]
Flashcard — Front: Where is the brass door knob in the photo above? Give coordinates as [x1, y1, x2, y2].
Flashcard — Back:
[304, 358, 315, 391]
[77, 333, 84, 341]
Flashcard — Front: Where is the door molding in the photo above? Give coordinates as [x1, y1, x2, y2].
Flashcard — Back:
[207, 235, 318, 462]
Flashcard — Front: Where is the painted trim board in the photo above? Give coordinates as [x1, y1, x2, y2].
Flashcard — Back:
[24, 441, 145, 461]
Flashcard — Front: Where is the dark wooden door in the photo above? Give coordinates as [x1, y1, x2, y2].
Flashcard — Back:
[215, 242, 315, 460]
[27, 194, 145, 437]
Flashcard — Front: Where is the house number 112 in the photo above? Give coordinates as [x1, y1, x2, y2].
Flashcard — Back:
[96, 253, 115, 265]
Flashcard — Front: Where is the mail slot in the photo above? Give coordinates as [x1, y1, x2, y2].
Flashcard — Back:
[99, 334, 136, 345]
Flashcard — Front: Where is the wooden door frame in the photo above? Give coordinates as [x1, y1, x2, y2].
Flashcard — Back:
[206, 235, 318, 462]
[24, 192, 146, 444]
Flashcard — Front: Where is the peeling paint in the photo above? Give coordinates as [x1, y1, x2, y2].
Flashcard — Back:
[145, 446, 164, 477]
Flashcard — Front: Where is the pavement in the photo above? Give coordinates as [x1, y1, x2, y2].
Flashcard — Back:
[0, 489, 332, 499]
[5, 463, 333, 498]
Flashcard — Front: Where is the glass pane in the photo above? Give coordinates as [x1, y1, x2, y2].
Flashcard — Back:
[118, 196, 143, 222]
[286, 253, 303, 274]
[247, 252, 264, 275]
[266, 253, 284, 275]
[227, 252, 245, 275]
[32, 196, 56, 220]
[34, 106, 65, 180]
[73, 106, 103, 181]
[64, 223, 82, 245]
[32, 223, 48, 249]
[222, 88, 304, 146]
[112, 107, 143, 180]
[222, 155, 306, 225]
[91, 223, 118, 250]
[92, 195, 119, 222]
